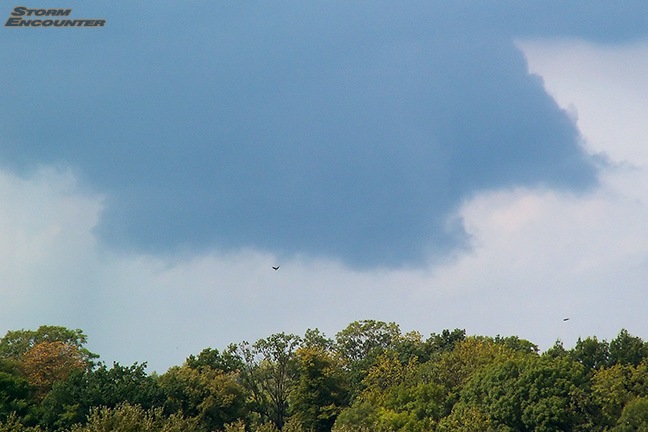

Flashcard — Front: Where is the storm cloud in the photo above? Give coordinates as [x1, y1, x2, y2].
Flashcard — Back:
[3, 2, 642, 267]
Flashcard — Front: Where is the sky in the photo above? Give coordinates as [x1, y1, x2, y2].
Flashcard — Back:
[1, 2, 648, 372]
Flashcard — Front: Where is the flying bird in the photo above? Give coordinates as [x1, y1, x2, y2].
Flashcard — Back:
[563, 318, 570, 321]
[272, 266, 280, 271]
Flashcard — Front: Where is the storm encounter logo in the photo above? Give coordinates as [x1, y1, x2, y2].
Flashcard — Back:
[5, 6, 105, 27]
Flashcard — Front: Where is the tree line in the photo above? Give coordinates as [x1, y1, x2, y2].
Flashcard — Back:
[0, 321, 647, 431]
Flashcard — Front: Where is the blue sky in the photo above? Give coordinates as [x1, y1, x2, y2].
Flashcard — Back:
[1, 2, 648, 371]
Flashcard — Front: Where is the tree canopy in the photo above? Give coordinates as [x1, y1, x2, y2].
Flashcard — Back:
[0, 323, 647, 431]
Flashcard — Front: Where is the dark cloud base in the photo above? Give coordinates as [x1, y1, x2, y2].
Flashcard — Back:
[2, 2, 633, 268]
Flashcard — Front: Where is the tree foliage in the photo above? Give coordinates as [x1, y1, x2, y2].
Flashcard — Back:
[290, 347, 349, 432]
[457, 355, 591, 431]
[159, 365, 246, 431]
[0, 326, 96, 365]
[0, 368, 31, 423]
[237, 332, 301, 430]
[21, 342, 88, 400]
[37, 362, 163, 430]
[0, 323, 647, 432]
[68, 403, 202, 432]
[610, 329, 648, 367]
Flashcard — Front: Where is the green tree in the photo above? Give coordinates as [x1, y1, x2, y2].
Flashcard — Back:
[0, 367, 31, 423]
[185, 345, 242, 373]
[302, 329, 334, 352]
[332, 400, 378, 432]
[0, 413, 43, 432]
[591, 363, 648, 428]
[427, 329, 466, 356]
[613, 397, 648, 432]
[38, 362, 163, 430]
[425, 336, 521, 397]
[610, 329, 648, 367]
[437, 404, 505, 432]
[571, 336, 610, 370]
[282, 416, 307, 432]
[223, 419, 246, 432]
[0, 326, 97, 365]
[543, 340, 569, 359]
[493, 335, 538, 355]
[410, 336, 518, 421]
[159, 365, 246, 431]
[335, 353, 445, 432]
[334, 320, 401, 396]
[68, 403, 202, 432]
[458, 355, 592, 431]
[290, 347, 349, 432]
[392, 331, 432, 365]
[255, 422, 280, 432]
[237, 333, 301, 430]
[335, 321, 401, 365]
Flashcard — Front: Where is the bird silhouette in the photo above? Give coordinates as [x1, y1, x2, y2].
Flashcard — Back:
[563, 318, 570, 321]
[272, 266, 280, 271]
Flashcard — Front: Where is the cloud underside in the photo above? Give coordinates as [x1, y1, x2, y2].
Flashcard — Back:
[0, 3, 605, 267]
